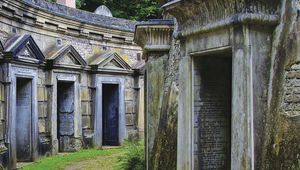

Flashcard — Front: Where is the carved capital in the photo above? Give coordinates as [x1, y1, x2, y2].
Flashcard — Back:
[134, 20, 174, 61]
[162, 0, 280, 36]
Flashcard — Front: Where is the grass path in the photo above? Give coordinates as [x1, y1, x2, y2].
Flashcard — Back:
[21, 148, 125, 170]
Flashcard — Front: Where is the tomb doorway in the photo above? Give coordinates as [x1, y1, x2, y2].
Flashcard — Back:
[193, 55, 232, 170]
[57, 81, 75, 152]
[102, 84, 119, 146]
[16, 78, 33, 162]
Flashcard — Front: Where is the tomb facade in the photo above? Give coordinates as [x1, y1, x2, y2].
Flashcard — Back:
[135, 0, 300, 169]
[0, 0, 144, 169]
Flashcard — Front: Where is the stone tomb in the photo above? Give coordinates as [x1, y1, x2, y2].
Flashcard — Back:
[193, 56, 232, 170]
[16, 78, 33, 162]
[57, 81, 75, 152]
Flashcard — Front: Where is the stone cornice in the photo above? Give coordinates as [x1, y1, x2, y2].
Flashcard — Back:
[134, 20, 174, 60]
[0, 0, 137, 44]
[162, 0, 280, 36]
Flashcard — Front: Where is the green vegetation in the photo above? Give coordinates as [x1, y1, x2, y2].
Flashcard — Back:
[46, 0, 161, 21]
[117, 140, 145, 170]
[21, 148, 125, 170]
[21, 140, 145, 170]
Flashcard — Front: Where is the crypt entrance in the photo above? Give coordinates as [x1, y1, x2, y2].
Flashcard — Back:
[16, 78, 34, 162]
[193, 54, 232, 170]
[57, 81, 75, 152]
[46, 44, 86, 153]
[2, 34, 44, 169]
[90, 51, 131, 148]
[102, 84, 119, 146]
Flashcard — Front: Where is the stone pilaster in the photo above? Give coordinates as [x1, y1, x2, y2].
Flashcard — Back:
[135, 20, 174, 170]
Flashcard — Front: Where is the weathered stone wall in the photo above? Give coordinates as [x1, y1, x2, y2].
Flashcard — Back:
[262, 0, 300, 169]
[0, 0, 144, 169]
[136, 0, 300, 169]
[37, 69, 51, 156]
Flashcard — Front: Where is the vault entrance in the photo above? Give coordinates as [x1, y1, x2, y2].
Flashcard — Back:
[16, 78, 33, 162]
[57, 81, 75, 152]
[102, 84, 119, 146]
[193, 55, 232, 170]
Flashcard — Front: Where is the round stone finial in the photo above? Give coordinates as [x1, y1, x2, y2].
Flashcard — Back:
[94, 5, 113, 17]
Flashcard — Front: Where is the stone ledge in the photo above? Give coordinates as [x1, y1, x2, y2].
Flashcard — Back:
[21, 0, 138, 32]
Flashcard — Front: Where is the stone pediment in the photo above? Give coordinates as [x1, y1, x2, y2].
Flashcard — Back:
[89, 52, 131, 70]
[4, 34, 45, 62]
[47, 45, 87, 67]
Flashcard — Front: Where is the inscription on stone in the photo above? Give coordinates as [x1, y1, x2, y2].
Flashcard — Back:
[193, 57, 231, 170]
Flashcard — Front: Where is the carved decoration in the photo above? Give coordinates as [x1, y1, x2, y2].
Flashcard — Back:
[162, 0, 280, 36]
[89, 51, 131, 70]
[46, 45, 87, 67]
[3, 34, 45, 62]
[134, 20, 174, 60]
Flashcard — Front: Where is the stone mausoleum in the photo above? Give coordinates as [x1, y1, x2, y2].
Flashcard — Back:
[0, 0, 145, 169]
[135, 0, 300, 170]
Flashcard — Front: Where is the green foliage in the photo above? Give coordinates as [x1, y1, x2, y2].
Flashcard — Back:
[45, 0, 161, 20]
[21, 148, 125, 170]
[117, 140, 145, 170]
[79, 0, 161, 20]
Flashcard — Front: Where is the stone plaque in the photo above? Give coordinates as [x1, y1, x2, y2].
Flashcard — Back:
[59, 113, 74, 136]
[194, 57, 231, 170]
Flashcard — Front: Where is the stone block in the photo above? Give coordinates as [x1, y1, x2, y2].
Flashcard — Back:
[38, 102, 47, 118]
[125, 77, 134, 88]
[126, 114, 135, 126]
[82, 116, 91, 128]
[38, 87, 45, 101]
[125, 89, 135, 100]
[291, 64, 300, 70]
[38, 119, 46, 133]
[0, 123, 4, 140]
[81, 102, 90, 115]
[285, 94, 300, 103]
[125, 101, 133, 114]
[0, 102, 4, 121]
[81, 88, 89, 101]
[286, 71, 296, 79]
[0, 85, 4, 101]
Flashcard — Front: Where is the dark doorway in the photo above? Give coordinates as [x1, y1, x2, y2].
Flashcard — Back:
[102, 84, 119, 146]
[16, 78, 33, 162]
[57, 81, 75, 152]
[193, 55, 232, 170]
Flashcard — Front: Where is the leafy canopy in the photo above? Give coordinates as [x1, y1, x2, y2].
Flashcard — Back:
[46, 0, 161, 21]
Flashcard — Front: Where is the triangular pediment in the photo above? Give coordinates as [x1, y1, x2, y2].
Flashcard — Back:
[103, 58, 124, 69]
[90, 52, 131, 70]
[47, 45, 86, 66]
[4, 35, 45, 62]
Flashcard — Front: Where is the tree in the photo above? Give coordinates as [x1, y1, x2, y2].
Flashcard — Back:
[46, 0, 161, 21]
[79, 0, 161, 21]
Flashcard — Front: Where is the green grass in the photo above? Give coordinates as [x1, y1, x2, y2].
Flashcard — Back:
[21, 148, 125, 170]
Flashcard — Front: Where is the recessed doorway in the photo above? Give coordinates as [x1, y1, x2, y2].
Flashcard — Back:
[102, 84, 119, 146]
[193, 55, 232, 170]
[57, 81, 75, 152]
[16, 78, 33, 162]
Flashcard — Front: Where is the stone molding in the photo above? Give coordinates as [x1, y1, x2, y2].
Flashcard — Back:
[162, 0, 280, 36]
[0, 0, 136, 44]
[134, 20, 174, 60]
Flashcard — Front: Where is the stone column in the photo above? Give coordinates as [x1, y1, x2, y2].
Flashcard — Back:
[134, 20, 174, 170]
